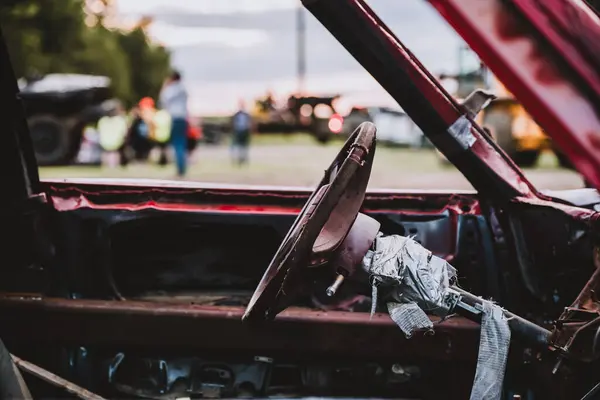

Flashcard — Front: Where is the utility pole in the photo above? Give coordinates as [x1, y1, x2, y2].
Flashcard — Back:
[296, 1, 306, 94]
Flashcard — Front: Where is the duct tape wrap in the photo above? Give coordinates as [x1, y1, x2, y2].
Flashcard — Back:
[362, 233, 457, 336]
[469, 301, 511, 400]
[363, 233, 511, 400]
[448, 115, 476, 149]
[387, 302, 433, 337]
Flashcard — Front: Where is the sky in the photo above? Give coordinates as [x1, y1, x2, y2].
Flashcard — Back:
[113, 0, 473, 115]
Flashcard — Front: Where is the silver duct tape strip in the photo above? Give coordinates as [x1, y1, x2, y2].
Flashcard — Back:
[469, 301, 511, 400]
[387, 302, 433, 337]
[448, 115, 476, 149]
[363, 234, 456, 334]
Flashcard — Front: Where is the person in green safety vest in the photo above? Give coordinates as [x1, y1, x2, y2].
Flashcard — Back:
[152, 108, 172, 166]
[97, 103, 129, 167]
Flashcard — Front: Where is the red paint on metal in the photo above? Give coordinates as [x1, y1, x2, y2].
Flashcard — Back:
[512, 195, 598, 221]
[51, 196, 303, 215]
[43, 181, 483, 216]
[49, 193, 481, 216]
[512, 0, 600, 93]
[428, 0, 600, 190]
[50, 195, 481, 216]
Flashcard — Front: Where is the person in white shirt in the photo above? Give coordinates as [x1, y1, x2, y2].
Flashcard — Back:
[159, 70, 189, 177]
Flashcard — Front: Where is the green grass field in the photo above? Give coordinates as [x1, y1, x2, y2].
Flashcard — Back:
[39, 134, 583, 190]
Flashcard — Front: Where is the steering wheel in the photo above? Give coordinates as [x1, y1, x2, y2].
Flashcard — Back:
[242, 122, 378, 322]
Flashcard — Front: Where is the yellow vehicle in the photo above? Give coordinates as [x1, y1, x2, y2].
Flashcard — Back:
[440, 46, 551, 167]
[481, 79, 550, 166]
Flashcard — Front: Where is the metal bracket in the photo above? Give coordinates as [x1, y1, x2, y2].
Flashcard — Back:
[461, 89, 497, 118]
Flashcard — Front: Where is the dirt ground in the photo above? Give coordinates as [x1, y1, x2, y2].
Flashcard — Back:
[40, 134, 583, 191]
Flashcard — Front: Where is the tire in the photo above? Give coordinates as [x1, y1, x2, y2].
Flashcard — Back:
[512, 150, 540, 168]
[27, 114, 73, 166]
[314, 129, 331, 144]
[482, 104, 518, 160]
[201, 124, 223, 145]
[555, 150, 574, 169]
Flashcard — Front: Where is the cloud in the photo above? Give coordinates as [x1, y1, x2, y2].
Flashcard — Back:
[116, 0, 466, 114]
[116, 0, 297, 17]
[147, 23, 269, 48]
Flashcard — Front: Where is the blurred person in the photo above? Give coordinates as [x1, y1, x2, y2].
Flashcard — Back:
[230, 99, 253, 166]
[118, 106, 136, 167]
[131, 97, 157, 162]
[126, 105, 150, 162]
[159, 70, 189, 178]
[127, 98, 172, 165]
[153, 108, 173, 166]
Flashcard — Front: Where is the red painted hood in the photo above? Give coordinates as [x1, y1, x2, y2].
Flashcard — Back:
[428, 0, 600, 190]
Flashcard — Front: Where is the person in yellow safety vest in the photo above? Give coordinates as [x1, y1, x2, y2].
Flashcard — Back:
[153, 108, 172, 166]
[97, 103, 129, 168]
[153, 109, 172, 143]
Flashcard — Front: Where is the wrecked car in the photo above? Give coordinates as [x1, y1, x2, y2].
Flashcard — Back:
[18, 73, 116, 166]
[2, 0, 600, 399]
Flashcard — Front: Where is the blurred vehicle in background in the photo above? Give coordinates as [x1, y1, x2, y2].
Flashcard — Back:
[336, 106, 428, 148]
[200, 119, 227, 145]
[439, 45, 559, 167]
[480, 93, 550, 167]
[18, 73, 117, 166]
[251, 92, 339, 143]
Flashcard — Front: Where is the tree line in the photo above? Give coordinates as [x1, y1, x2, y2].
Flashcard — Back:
[0, 0, 172, 107]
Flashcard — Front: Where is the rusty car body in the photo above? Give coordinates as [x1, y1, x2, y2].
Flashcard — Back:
[2, 0, 600, 399]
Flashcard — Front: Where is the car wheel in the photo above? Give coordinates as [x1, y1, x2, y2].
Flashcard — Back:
[513, 150, 540, 168]
[27, 114, 73, 166]
[555, 150, 575, 170]
[316, 134, 330, 144]
[483, 106, 518, 160]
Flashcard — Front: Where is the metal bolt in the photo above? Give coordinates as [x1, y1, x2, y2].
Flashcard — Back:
[391, 364, 405, 375]
[326, 274, 345, 297]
